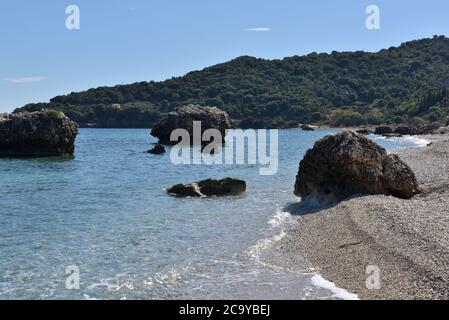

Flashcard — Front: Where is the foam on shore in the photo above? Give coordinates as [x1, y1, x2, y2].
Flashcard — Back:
[311, 274, 360, 300]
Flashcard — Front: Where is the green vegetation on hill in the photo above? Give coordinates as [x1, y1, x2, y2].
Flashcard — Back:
[15, 36, 449, 128]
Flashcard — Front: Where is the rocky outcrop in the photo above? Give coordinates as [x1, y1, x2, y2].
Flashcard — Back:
[167, 178, 246, 197]
[373, 123, 444, 136]
[0, 110, 78, 157]
[416, 122, 442, 135]
[374, 125, 394, 135]
[294, 130, 420, 203]
[356, 128, 373, 135]
[150, 104, 231, 145]
[146, 144, 166, 155]
[300, 124, 315, 131]
[435, 126, 449, 134]
[395, 125, 417, 135]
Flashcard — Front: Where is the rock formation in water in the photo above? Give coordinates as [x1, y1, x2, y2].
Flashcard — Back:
[0, 110, 79, 157]
[372, 122, 444, 136]
[167, 178, 246, 197]
[150, 104, 231, 145]
[146, 143, 166, 155]
[356, 128, 373, 135]
[294, 130, 420, 203]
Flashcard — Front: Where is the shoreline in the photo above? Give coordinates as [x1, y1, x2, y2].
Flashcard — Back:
[262, 133, 449, 300]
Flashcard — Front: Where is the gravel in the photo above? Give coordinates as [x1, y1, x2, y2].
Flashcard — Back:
[262, 134, 449, 300]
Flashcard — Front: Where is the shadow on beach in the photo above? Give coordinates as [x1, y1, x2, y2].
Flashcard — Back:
[282, 194, 365, 216]
[282, 200, 335, 216]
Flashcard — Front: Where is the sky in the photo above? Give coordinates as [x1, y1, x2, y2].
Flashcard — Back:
[0, 0, 448, 112]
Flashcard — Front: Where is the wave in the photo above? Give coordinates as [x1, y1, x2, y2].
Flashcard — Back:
[311, 274, 359, 300]
[268, 208, 293, 228]
[370, 134, 429, 149]
[400, 135, 430, 147]
[247, 231, 287, 267]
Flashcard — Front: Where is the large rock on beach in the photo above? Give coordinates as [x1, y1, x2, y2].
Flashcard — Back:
[0, 109, 79, 157]
[416, 121, 442, 135]
[294, 130, 420, 203]
[435, 126, 449, 134]
[167, 178, 246, 197]
[150, 104, 231, 145]
[395, 125, 417, 135]
[374, 125, 394, 135]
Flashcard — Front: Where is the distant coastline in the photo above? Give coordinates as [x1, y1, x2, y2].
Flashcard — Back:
[13, 36, 449, 130]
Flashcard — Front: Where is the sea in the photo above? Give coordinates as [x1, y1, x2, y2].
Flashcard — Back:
[0, 129, 427, 299]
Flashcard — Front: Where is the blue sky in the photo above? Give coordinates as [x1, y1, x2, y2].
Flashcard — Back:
[1, 0, 448, 112]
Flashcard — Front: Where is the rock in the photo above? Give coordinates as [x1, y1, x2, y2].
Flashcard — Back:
[197, 178, 246, 196]
[167, 178, 246, 197]
[300, 124, 315, 131]
[294, 130, 420, 203]
[435, 126, 449, 134]
[0, 109, 78, 157]
[382, 154, 421, 199]
[150, 104, 231, 145]
[146, 144, 166, 155]
[374, 125, 394, 135]
[356, 128, 373, 135]
[395, 125, 417, 135]
[416, 122, 442, 135]
[166, 184, 202, 197]
[285, 120, 299, 129]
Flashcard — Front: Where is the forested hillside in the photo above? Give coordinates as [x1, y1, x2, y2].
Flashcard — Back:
[15, 36, 449, 128]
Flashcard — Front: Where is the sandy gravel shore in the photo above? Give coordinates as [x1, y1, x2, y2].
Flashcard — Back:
[263, 133, 449, 300]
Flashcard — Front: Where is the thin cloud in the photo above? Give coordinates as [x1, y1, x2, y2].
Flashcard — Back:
[246, 27, 272, 32]
[3, 76, 46, 84]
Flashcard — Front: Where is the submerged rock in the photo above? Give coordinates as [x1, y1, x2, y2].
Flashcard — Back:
[150, 104, 231, 145]
[167, 178, 246, 197]
[0, 110, 78, 157]
[294, 130, 420, 203]
[146, 144, 166, 155]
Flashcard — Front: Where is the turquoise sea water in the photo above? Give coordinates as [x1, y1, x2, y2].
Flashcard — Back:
[0, 129, 426, 299]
